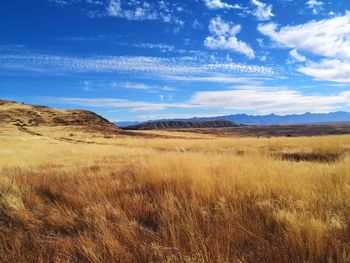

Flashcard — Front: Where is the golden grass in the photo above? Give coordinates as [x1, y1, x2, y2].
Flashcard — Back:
[1, 127, 350, 262]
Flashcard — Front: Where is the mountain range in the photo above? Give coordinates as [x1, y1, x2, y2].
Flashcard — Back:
[115, 111, 350, 127]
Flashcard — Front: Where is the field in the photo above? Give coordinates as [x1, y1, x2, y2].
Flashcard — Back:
[141, 123, 350, 137]
[1, 125, 350, 262]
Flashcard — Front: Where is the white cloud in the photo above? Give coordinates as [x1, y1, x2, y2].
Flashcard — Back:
[298, 59, 350, 83]
[258, 12, 350, 82]
[83, 80, 177, 92]
[258, 13, 350, 60]
[167, 76, 261, 84]
[117, 82, 153, 90]
[251, 0, 274, 21]
[289, 49, 306, 62]
[107, 0, 156, 21]
[130, 104, 165, 112]
[45, 87, 350, 116]
[190, 87, 350, 114]
[131, 43, 175, 52]
[46, 97, 171, 113]
[162, 86, 177, 91]
[306, 0, 324, 15]
[204, 17, 255, 59]
[203, 0, 242, 10]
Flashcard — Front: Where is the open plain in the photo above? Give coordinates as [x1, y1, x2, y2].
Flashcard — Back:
[1, 102, 350, 262]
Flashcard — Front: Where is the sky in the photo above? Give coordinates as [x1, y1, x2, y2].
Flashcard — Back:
[1, 0, 350, 122]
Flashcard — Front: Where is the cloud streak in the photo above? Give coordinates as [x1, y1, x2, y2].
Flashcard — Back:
[0, 53, 275, 82]
[190, 87, 350, 114]
[42, 87, 350, 116]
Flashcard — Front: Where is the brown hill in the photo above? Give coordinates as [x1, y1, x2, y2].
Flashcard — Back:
[0, 99, 119, 132]
[123, 119, 238, 130]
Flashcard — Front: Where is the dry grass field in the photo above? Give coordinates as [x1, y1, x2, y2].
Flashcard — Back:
[1, 123, 350, 262]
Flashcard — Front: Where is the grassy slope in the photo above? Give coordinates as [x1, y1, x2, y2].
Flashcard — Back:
[1, 126, 350, 262]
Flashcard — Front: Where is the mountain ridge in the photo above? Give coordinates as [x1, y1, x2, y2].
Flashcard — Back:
[115, 111, 350, 127]
[123, 119, 238, 130]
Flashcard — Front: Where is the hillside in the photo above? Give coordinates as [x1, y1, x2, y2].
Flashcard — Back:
[0, 99, 119, 132]
[123, 119, 238, 130]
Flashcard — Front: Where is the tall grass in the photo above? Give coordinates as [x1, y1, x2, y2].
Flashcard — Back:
[1, 132, 350, 262]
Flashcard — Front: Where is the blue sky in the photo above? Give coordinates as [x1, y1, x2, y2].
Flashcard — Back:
[1, 0, 350, 121]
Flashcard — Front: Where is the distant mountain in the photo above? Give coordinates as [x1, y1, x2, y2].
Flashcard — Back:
[123, 119, 238, 130]
[115, 111, 350, 127]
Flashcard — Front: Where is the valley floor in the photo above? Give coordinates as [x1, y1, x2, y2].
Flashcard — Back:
[1, 126, 350, 262]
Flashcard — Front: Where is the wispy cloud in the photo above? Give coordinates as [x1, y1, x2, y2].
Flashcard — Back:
[289, 49, 306, 63]
[135, 112, 231, 121]
[162, 86, 177, 91]
[167, 76, 262, 85]
[306, 0, 324, 15]
[0, 53, 275, 82]
[49, 0, 184, 24]
[251, 0, 274, 21]
[204, 17, 255, 59]
[105, 0, 184, 24]
[190, 87, 350, 114]
[113, 82, 153, 90]
[202, 0, 242, 10]
[82, 80, 177, 92]
[43, 97, 176, 113]
[48, 0, 103, 6]
[131, 43, 175, 52]
[41, 87, 350, 116]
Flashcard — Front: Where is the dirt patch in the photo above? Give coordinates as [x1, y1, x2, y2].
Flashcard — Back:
[17, 125, 42, 136]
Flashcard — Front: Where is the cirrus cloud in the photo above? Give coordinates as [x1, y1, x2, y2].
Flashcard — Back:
[0, 53, 274, 81]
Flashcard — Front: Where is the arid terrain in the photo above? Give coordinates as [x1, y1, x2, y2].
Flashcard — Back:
[156, 123, 350, 137]
[1, 100, 350, 262]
